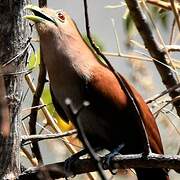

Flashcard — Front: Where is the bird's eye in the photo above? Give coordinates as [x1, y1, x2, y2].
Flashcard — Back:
[57, 12, 65, 22]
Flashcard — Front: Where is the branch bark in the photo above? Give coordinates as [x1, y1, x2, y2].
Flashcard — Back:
[21, 129, 77, 146]
[17, 153, 180, 180]
[0, 0, 30, 178]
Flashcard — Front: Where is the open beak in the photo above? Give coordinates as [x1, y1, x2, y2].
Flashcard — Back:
[24, 5, 56, 25]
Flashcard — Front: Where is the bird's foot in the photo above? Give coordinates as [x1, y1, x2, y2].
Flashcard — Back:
[64, 149, 87, 178]
[103, 144, 125, 175]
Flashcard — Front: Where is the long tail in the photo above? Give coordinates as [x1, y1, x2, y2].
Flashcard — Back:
[118, 74, 170, 180]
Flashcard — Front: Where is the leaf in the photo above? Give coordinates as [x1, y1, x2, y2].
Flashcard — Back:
[28, 49, 40, 69]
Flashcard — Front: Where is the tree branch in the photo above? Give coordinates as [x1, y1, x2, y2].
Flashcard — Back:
[146, 82, 180, 104]
[21, 129, 77, 146]
[0, 0, 30, 177]
[17, 153, 180, 180]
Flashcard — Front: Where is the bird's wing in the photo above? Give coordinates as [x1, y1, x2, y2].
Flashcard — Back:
[87, 66, 164, 154]
[117, 73, 164, 154]
[50, 86, 69, 123]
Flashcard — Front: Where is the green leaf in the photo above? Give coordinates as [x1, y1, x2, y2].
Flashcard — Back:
[41, 86, 55, 115]
[28, 49, 40, 69]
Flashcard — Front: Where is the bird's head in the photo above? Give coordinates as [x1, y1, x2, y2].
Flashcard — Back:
[24, 5, 79, 40]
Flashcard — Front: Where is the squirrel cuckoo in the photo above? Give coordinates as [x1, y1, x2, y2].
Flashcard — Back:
[25, 5, 169, 180]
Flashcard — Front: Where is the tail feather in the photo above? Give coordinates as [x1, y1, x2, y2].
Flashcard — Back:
[118, 74, 170, 180]
[135, 168, 169, 180]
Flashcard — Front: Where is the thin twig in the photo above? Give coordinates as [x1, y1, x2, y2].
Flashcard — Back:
[164, 45, 180, 52]
[21, 129, 77, 146]
[22, 104, 46, 112]
[161, 109, 180, 137]
[2, 37, 31, 67]
[169, 19, 176, 45]
[154, 95, 180, 117]
[103, 51, 180, 74]
[169, 0, 180, 32]
[103, 51, 153, 61]
[21, 147, 38, 166]
[35, 121, 83, 150]
[21, 120, 33, 161]
[146, 82, 180, 104]
[131, 39, 180, 53]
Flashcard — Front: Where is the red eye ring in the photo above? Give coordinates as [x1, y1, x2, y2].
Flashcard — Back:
[58, 12, 65, 22]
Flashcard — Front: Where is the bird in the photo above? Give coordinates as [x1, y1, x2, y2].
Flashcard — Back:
[25, 5, 169, 180]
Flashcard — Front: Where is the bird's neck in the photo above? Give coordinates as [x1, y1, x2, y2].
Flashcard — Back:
[40, 34, 99, 83]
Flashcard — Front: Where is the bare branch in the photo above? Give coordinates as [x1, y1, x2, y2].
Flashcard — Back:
[2, 38, 31, 68]
[146, 83, 180, 104]
[21, 147, 38, 166]
[169, 0, 180, 32]
[21, 129, 77, 146]
[17, 153, 180, 180]
[164, 45, 180, 52]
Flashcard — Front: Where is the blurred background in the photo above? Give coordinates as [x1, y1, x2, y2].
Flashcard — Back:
[21, 0, 180, 179]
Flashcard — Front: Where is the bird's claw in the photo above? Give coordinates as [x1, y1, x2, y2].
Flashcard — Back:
[103, 151, 119, 175]
[103, 144, 125, 175]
